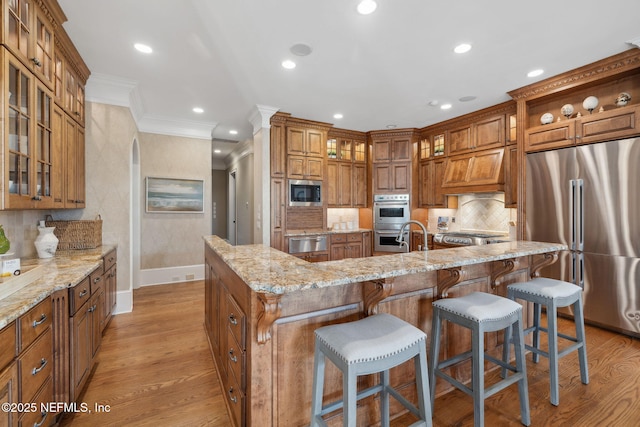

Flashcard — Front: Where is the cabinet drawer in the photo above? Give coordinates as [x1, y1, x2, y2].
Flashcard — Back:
[226, 294, 245, 350]
[0, 322, 16, 370]
[347, 233, 362, 243]
[19, 327, 52, 403]
[104, 249, 117, 272]
[226, 330, 245, 390]
[70, 277, 91, 315]
[19, 375, 52, 426]
[330, 234, 346, 244]
[19, 299, 52, 353]
[226, 366, 245, 427]
[90, 268, 104, 295]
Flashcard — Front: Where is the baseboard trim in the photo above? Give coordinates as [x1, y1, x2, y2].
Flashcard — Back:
[140, 264, 205, 287]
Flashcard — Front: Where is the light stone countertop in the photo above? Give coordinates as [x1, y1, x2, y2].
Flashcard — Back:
[0, 245, 117, 330]
[203, 235, 567, 295]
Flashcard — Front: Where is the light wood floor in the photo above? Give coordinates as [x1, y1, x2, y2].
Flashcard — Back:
[60, 280, 640, 426]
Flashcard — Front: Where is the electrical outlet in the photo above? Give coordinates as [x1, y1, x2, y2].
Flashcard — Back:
[186, 273, 195, 280]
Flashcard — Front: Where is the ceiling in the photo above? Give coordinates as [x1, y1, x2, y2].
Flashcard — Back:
[57, 0, 640, 161]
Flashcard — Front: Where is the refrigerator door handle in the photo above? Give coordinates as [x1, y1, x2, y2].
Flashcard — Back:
[571, 251, 577, 284]
[577, 179, 584, 252]
[570, 179, 577, 251]
[578, 252, 584, 289]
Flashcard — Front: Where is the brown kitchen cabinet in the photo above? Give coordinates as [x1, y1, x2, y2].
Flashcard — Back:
[17, 298, 54, 426]
[330, 233, 363, 260]
[102, 249, 117, 329]
[1, 0, 57, 90]
[504, 144, 518, 208]
[326, 129, 367, 207]
[326, 162, 353, 207]
[69, 274, 102, 401]
[418, 158, 446, 208]
[270, 113, 287, 178]
[525, 104, 640, 152]
[371, 135, 412, 162]
[372, 162, 411, 193]
[0, 0, 89, 211]
[411, 231, 433, 251]
[204, 252, 249, 427]
[286, 155, 324, 180]
[448, 113, 506, 156]
[1, 49, 57, 209]
[286, 126, 324, 157]
[0, 361, 18, 427]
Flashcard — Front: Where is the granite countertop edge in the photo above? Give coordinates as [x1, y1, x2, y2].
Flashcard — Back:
[203, 236, 567, 295]
[0, 245, 117, 330]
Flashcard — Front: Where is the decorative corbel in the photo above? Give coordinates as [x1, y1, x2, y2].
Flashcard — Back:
[437, 267, 466, 299]
[491, 258, 519, 289]
[530, 252, 559, 278]
[364, 279, 393, 316]
[257, 293, 282, 344]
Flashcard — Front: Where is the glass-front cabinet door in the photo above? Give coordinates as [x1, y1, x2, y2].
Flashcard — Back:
[4, 51, 54, 209]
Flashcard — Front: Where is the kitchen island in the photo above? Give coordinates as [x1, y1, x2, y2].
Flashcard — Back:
[203, 236, 566, 427]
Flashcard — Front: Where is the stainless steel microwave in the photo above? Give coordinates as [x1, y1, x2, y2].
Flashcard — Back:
[289, 179, 322, 207]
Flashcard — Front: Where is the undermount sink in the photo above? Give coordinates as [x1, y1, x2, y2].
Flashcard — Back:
[0, 264, 44, 301]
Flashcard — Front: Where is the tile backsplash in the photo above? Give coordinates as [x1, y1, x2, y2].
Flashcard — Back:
[428, 193, 515, 235]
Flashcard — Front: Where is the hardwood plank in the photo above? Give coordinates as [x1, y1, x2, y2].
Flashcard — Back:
[60, 281, 232, 427]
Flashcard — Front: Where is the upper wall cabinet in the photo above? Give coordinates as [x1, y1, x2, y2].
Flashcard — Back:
[448, 112, 508, 156]
[1, 0, 60, 89]
[1, 0, 90, 210]
[509, 49, 640, 154]
[326, 128, 367, 207]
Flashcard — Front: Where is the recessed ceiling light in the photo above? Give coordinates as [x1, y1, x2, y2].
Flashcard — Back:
[527, 69, 544, 78]
[440, 104, 452, 110]
[290, 43, 313, 57]
[214, 149, 222, 154]
[386, 124, 397, 129]
[134, 43, 152, 54]
[282, 60, 296, 69]
[333, 113, 343, 119]
[459, 96, 477, 102]
[192, 107, 204, 114]
[427, 100, 439, 107]
[454, 43, 472, 54]
[229, 130, 238, 135]
[357, 0, 377, 15]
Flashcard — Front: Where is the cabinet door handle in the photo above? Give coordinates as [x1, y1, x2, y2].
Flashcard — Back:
[228, 387, 238, 403]
[32, 358, 48, 375]
[31, 57, 42, 67]
[88, 304, 97, 313]
[79, 289, 88, 298]
[94, 276, 101, 284]
[228, 349, 238, 363]
[228, 314, 238, 325]
[32, 314, 47, 328]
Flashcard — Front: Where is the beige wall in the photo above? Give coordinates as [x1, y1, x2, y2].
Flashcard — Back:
[0, 102, 136, 296]
[139, 133, 212, 269]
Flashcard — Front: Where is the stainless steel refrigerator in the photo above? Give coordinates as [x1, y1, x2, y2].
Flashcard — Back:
[526, 137, 640, 337]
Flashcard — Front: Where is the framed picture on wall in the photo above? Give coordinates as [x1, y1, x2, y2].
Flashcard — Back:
[146, 177, 204, 213]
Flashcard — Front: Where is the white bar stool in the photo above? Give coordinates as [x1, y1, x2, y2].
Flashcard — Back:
[310, 313, 432, 427]
[505, 277, 589, 406]
[429, 292, 530, 427]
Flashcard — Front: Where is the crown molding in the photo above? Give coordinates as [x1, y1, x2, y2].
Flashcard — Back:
[86, 73, 215, 139]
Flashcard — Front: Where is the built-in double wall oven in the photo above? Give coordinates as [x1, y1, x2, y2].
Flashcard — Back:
[373, 194, 410, 252]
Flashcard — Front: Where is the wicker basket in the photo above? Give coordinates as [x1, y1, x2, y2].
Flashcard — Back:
[44, 215, 103, 250]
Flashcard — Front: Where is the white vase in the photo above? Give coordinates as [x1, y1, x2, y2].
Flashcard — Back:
[35, 226, 59, 259]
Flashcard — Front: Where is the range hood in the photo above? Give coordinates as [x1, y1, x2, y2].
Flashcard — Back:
[441, 148, 505, 194]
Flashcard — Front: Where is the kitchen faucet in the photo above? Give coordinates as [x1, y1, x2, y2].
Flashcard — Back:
[396, 220, 429, 252]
